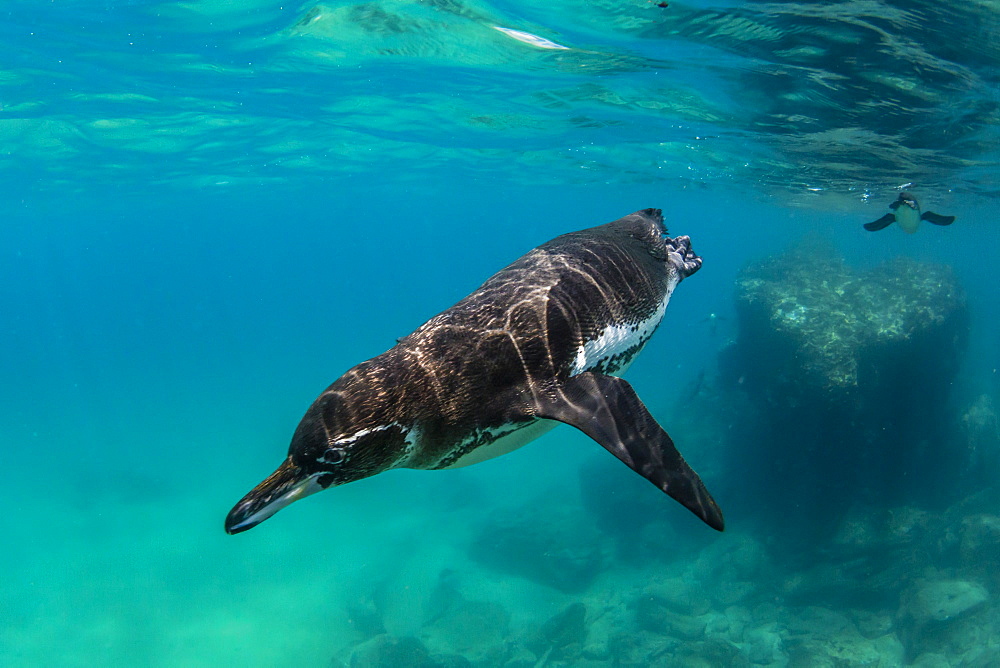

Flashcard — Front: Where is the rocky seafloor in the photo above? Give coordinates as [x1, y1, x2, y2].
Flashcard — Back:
[333, 246, 994, 667]
[332, 488, 1000, 667]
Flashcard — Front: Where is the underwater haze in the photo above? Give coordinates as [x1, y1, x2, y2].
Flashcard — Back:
[2, 1, 1000, 666]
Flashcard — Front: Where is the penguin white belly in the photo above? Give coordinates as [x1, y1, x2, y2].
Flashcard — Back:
[440, 419, 558, 469]
[570, 283, 675, 374]
[896, 206, 921, 234]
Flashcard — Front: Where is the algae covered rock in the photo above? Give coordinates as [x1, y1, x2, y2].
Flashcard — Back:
[729, 244, 966, 403]
[721, 243, 968, 535]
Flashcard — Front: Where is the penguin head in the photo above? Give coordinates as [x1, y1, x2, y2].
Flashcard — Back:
[605, 209, 702, 281]
[897, 191, 919, 210]
[225, 392, 405, 534]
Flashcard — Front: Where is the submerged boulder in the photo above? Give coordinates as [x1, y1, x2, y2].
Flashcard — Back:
[523, 602, 589, 665]
[959, 513, 1000, 575]
[897, 579, 989, 661]
[469, 502, 607, 592]
[349, 635, 437, 668]
[728, 245, 966, 403]
[632, 595, 707, 639]
[419, 600, 509, 665]
[903, 579, 988, 625]
[721, 243, 968, 536]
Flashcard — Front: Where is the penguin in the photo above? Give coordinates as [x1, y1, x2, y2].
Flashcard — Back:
[864, 191, 955, 233]
[701, 311, 726, 337]
[225, 209, 724, 535]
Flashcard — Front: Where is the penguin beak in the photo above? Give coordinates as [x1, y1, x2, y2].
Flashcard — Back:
[225, 457, 325, 534]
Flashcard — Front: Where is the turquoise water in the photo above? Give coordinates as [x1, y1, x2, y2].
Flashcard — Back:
[2, 1, 999, 666]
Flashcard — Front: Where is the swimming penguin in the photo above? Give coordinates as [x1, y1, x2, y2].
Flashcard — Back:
[864, 192, 955, 233]
[225, 209, 724, 535]
[701, 311, 726, 337]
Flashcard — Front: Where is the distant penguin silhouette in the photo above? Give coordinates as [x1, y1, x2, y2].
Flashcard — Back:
[700, 311, 726, 337]
[864, 192, 955, 233]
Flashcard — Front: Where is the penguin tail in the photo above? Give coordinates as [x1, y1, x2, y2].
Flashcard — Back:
[921, 211, 955, 226]
[864, 213, 895, 231]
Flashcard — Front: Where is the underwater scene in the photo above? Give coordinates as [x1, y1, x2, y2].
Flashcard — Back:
[2, 0, 1000, 666]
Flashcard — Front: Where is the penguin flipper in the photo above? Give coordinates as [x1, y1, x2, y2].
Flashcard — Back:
[533, 371, 724, 530]
[921, 211, 955, 226]
[864, 214, 896, 231]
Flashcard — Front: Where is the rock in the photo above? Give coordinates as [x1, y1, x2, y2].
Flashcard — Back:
[905, 580, 988, 624]
[692, 533, 769, 583]
[721, 244, 968, 537]
[786, 629, 903, 668]
[632, 595, 706, 639]
[643, 576, 712, 616]
[897, 579, 989, 661]
[500, 646, 535, 668]
[469, 502, 607, 592]
[702, 611, 731, 638]
[605, 628, 672, 666]
[541, 602, 587, 645]
[783, 606, 851, 638]
[672, 638, 750, 668]
[743, 624, 784, 665]
[370, 566, 465, 637]
[580, 603, 629, 661]
[722, 606, 752, 644]
[729, 247, 966, 398]
[419, 600, 509, 663]
[910, 652, 951, 668]
[346, 591, 386, 640]
[525, 601, 587, 661]
[728, 536, 769, 579]
[431, 656, 471, 668]
[688, 535, 769, 609]
[713, 580, 757, 607]
[851, 610, 894, 639]
[960, 514, 1000, 569]
[781, 563, 870, 606]
[349, 635, 437, 668]
[422, 568, 465, 626]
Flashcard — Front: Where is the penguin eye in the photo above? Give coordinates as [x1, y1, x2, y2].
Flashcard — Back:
[323, 447, 346, 465]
